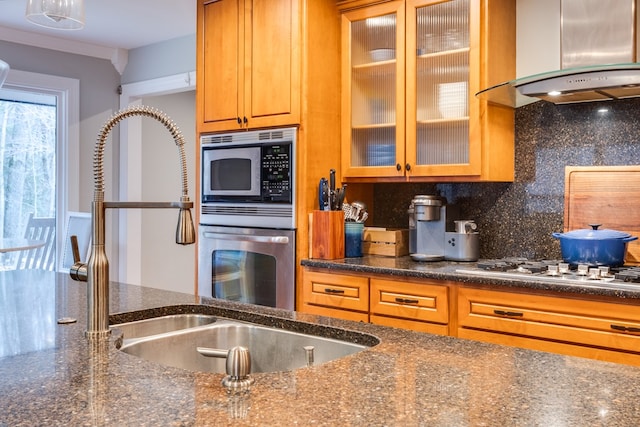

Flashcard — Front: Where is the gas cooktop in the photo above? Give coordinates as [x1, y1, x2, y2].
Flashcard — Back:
[457, 258, 640, 289]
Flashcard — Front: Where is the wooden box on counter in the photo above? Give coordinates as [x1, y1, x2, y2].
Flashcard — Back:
[311, 210, 344, 259]
[363, 227, 409, 257]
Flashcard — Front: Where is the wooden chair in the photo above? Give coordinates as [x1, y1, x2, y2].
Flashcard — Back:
[16, 213, 56, 271]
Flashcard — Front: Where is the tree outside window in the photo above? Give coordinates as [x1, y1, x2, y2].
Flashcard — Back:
[0, 96, 56, 267]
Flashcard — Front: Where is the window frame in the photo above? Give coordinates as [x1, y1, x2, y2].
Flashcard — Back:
[1, 70, 80, 270]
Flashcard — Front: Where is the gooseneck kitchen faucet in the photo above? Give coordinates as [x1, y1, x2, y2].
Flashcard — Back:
[69, 105, 196, 340]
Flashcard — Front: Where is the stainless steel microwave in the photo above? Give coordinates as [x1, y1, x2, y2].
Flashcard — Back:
[200, 127, 296, 229]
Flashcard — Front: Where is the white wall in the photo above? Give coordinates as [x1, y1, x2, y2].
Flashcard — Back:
[121, 35, 196, 84]
[516, 0, 561, 77]
[139, 91, 197, 293]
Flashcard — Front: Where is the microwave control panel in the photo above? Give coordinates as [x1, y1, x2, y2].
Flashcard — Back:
[261, 143, 292, 203]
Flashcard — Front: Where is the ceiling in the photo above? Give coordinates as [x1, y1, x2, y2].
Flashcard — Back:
[0, 0, 196, 54]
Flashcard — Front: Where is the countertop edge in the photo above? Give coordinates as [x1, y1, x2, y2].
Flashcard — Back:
[301, 257, 640, 300]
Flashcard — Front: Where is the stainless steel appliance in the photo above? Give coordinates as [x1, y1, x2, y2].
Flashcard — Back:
[457, 258, 640, 290]
[445, 220, 479, 262]
[200, 127, 295, 229]
[409, 195, 447, 261]
[409, 196, 480, 262]
[199, 128, 297, 310]
[198, 225, 295, 309]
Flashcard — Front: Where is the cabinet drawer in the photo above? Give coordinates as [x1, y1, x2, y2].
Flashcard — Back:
[302, 270, 369, 313]
[370, 279, 448, 324]
[458, 287, 640, 353]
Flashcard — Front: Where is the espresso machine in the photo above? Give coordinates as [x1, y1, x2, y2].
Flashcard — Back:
[409, 195, 479, 262]
[408, 195, 447, 261]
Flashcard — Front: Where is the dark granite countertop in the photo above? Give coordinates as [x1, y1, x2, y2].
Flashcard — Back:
[2, 270, 640, 426]
[301, 256, 640, 300]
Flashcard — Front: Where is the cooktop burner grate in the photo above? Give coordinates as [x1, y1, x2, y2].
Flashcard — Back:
[459, 258, 640, 287]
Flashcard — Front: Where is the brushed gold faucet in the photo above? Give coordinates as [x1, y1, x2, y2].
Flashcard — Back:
[70, 105, 196, 340]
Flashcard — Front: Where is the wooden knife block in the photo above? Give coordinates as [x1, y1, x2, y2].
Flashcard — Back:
[311, 210, 344, 259]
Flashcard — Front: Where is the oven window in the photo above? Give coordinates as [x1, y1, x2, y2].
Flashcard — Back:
[211, 250, 277, 307]
[210, 158, 251, 190]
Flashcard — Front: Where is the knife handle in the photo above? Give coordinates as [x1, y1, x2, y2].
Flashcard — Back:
[318, 178, 329, 211]
[336, 184, 347, 209]
[322, 179, 330, 211]
[329, 169, 336, 210]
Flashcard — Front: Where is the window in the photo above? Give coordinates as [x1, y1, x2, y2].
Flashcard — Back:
[0, 70, 80, 271]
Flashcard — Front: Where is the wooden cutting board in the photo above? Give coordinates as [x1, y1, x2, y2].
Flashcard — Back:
[564, 165, 640, 265]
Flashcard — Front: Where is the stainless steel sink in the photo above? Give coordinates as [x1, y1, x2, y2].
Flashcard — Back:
[110, 314, 218, 340]
[115, 317, 370, 374]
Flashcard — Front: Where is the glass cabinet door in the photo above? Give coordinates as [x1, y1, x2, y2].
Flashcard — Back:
[406, 0, 479, 176]
[341, 2, 405, 178]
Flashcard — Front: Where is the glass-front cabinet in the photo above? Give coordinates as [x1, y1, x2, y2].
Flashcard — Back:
[341, 2, 405, 178]
[340, 0, 515, 182]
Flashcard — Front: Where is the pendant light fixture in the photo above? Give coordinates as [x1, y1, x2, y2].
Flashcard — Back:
[26, 0, 85, 30]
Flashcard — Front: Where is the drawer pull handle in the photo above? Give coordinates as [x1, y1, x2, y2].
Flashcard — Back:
[494, 309, 523, 317]
[395, 297, 419, 304]
[324, 288, 345, 294]
[610, 324, 640, 333]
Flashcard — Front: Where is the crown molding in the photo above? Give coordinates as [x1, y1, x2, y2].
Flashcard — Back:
[0, 26, 128, 74]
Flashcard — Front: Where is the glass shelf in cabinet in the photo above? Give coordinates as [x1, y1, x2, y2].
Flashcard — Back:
[416, 47, 469, 59]
[416, 117, 469, 126]
[352, 60, 397, 72]
[352, 123, 396, 130]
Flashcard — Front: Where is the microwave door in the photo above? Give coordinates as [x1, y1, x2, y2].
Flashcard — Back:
[203, 146, 261, 199]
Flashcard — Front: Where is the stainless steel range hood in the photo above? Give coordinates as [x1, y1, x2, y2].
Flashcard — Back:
[477, 0, 639, 107]
[477, 63, 640, 108]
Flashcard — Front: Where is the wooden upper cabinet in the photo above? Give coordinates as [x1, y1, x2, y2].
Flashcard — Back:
[197, 0, 301, 133]
[341, 0, 515, 182]
[341, 1, 406, 179]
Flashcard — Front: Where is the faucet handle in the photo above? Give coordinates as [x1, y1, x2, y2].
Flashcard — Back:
[69, 234, 88, 282]
[70, 235, 81, 263]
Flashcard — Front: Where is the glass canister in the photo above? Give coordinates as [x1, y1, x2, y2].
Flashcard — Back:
[344, 222, 364, 257]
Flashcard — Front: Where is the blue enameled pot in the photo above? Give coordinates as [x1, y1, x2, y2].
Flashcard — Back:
[552, 224, 638, 267]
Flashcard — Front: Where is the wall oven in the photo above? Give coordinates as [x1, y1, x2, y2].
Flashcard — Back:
[198, 225, 295, 309]
[198, 128, 296, 310]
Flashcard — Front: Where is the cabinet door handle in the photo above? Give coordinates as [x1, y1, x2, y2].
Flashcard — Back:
[395, 297, 419, 304]
[610, 324, 640, 333]
[396, 163, 402, 171]
[243, 116, 248, 125]
[405, 163, 411, 171]
[324, 288, 345, 295]
[237, 116, 242, 125]
[494, 309, 523, 317]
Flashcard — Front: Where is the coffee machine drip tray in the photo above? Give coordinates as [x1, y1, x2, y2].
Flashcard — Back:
[410, 253, 445, 262]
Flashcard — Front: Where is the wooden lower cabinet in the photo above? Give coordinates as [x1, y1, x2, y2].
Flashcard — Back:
[457, 286, 640, 366]
[301, 269, 369, 322]
[370, 278, 449, 335]
[301, 267, 640, 365]
[300, 268, 450, 333]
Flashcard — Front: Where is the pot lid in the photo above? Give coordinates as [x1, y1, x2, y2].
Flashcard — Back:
[560, 224, 632, 240]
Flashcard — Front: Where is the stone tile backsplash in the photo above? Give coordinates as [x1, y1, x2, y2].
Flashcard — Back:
[373, 98, 640, 260]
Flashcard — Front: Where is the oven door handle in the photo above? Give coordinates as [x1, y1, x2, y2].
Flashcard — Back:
[202, 232, 290, 244]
